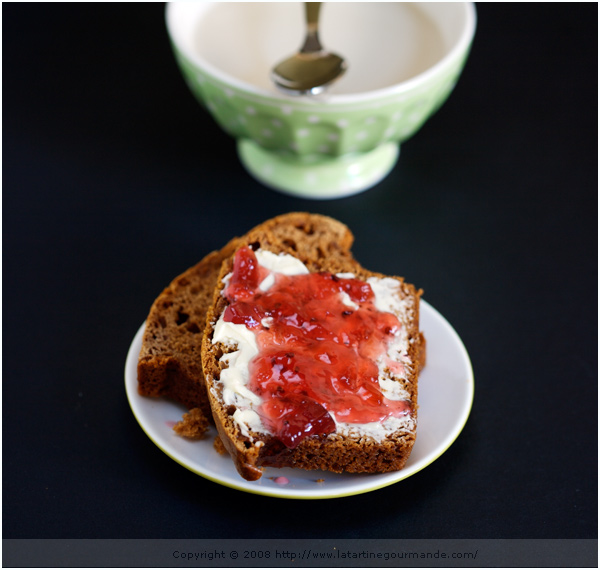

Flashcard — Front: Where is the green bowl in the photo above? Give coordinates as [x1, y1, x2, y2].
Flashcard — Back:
[166, 3, 476, 199]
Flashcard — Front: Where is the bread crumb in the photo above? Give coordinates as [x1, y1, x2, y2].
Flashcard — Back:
[213, 435, 228, 455]
[173, 408, 209, 439]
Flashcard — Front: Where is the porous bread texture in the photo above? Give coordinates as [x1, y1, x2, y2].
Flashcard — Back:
[137, 213, 355, 424]
[137, 238, 240, 417]
[201, 232, 424, 481]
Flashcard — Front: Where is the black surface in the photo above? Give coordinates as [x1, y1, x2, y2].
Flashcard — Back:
[3, 3, 597, 540]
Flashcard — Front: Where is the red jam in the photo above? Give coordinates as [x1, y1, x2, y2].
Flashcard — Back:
[223, 246, 410, 448]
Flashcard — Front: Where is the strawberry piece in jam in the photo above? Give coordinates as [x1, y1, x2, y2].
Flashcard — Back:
[225, 246, 261, 301]
[260, 395, 336, 449]
[223, 301, 264, 329]
[223, 248, 411, 449]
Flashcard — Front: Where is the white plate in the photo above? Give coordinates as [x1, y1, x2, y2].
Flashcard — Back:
[125, 300, 474, 499]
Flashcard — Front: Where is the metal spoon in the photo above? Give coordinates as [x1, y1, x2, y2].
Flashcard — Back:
[271, 2, 347, 96]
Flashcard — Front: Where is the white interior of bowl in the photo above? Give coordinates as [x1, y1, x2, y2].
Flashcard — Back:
[166, 2, 476, 102]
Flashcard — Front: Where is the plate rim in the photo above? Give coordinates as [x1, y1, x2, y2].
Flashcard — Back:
[125, 299, 474, 499]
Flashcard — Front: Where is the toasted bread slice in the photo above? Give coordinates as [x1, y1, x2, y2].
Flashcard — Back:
[201, 231, 424, 481]
[137, 213, 355, 421]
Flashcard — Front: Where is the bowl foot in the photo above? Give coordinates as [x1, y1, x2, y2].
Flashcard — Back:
[237, 140, 400, 199]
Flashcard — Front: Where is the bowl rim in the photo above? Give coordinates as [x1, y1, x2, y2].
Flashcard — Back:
[165, 2, 477, 105]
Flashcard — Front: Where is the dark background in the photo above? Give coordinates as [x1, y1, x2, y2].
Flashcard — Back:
[3, 2, 597, 541]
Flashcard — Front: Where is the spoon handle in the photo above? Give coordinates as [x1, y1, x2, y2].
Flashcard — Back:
[301, 2, 323, 54]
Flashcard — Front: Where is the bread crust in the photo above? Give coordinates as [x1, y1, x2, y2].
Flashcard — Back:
[201, 222, 424, 481]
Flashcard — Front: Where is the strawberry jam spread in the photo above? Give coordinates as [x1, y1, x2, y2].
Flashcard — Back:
[222, 246, 411, 449]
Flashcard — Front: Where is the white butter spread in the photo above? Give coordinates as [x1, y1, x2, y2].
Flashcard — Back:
[340, 291, 359, 310]
[255, 249, 309, 276]
[212, 320, 261, 406]
[211, 249, 415, 442]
